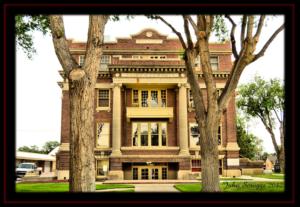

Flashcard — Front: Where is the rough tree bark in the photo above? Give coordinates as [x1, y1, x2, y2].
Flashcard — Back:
[49, 15, 109, 192]
[156, 14, 284, 192]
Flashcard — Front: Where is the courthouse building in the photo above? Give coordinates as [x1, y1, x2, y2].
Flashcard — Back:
[56, 29, 241, 180]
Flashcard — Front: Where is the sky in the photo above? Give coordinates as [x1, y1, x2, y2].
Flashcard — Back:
[16, 15, 284, 153]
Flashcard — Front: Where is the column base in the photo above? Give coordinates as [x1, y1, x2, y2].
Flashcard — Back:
[177, 170, 191, 180]
[110, 150, 122, 156]
[223, 169, 242, 177]
[108, 170, 124, 180]
[57, 170, 69, 180]
[178, 149, 190, 156]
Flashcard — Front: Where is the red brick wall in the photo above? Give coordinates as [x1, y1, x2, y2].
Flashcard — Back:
[226, 93, 237, 142]
[61, 91, 70, 143]
[167, 89, 177, 146]
[218, 55, 232, 71]
[57, 151, 69, 170]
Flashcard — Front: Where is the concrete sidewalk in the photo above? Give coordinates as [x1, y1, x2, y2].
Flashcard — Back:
[95, 184, 179, 192]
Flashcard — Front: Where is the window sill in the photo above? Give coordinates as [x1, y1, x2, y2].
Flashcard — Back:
[121, 146, 179, 150]
[96, 107, 110, 112]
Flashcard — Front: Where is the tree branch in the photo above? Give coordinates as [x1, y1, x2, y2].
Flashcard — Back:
[183, 15, 194, 49]
[205, 15, 214, 38]
[218, 47, 246, 110]
[246, 15, 254, 39]
[253, 15, 266, 40]
[49, 15, 79, 77]
[186, 15, 198, 36]
[154, 15, 187, 49]
[225, 15, 238, 59]
[240, 15, 247, 48]
[81, 15, 109, 83]
[252, 23, 284, 62]
[265, 112, 280, 153]
[273, 108, 282, 124]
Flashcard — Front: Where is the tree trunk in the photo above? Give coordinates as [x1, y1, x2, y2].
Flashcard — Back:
[69, 78, 96, 192]
[69, 15, 108, 192]
[185, 49, 221, 192]
[279, 123, 285, 173]
[199, 118, 221, 192]
[49, 15, 108, 192]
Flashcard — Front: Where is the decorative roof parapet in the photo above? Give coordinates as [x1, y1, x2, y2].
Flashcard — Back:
[197, 71, 231, 78]
[109, 65, 186, 73]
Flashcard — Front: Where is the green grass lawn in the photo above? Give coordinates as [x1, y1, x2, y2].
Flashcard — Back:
[16, 183, 135, 192]
[174, 182, 284, 192]
[250, 174, 284, 179]
[96, 184, 135, 190]
[220, 177, 252, 181]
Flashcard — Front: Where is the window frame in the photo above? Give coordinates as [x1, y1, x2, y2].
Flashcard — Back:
[189, 122, 222, 148]
[95, 122, 110, 148]
[188, 89, 195, 108]
[97, 89, 110, 111]
[100, 55, 111, 64]
[189, 122, 200, 148]
[132, 89, 167, 107]
[78, 55, 85, 66]
[96, 159, 109, 177]
[210, 56, 219, 71]
[131, 122, 168, 147]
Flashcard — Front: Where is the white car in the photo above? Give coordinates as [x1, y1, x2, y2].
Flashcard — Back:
[16, 163, 41, 178]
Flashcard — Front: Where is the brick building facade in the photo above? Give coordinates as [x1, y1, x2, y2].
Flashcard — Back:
[56, 29, 241, 180]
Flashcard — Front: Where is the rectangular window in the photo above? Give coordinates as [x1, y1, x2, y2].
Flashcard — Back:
[210, 57, 219, 71]
[217, 89, 223, 97]
[101, 55, 111, 64]
[132, 89, 167, 108]
[98, 89, 109, 107]
[96, 160, 109, 176]
[218, 125, 222, 145]
[192, 160, 201, 168]
[96, 123, 110, 147]
[141, 168, 149, 180]
[161, 123, 167, 146]
[132, 123, 138, 146]
[132, 122, 167, 147]
[161, 90, 167, 107]
[191, 160, 201, 172]
[189, 90, 195, 108]
[190, 123, 200, 147]
[162, 167, 168, 179]
[132, 168, 138, 180]
[150, 91, 159, 107]
[151, 123, 159, 146]
[141, 91, 148, 107]
[132, 90, 139, 105]
[140, 123, 148, 146]
[189, 122, 221, 147]
[79, 55, 85, 66]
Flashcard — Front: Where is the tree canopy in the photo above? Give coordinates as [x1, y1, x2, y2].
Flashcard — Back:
[237, 75, 285, 172]
[236, 115, 263, 160]
[18, 141, 59, 154]
[15, 15, 50, 59]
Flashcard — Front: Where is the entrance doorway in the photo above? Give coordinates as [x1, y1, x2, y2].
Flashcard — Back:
[132, 166, 168, 180]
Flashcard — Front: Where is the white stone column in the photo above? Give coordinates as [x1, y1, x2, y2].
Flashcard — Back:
[178, 83, 190, 156]
[111, 83, 122, 156]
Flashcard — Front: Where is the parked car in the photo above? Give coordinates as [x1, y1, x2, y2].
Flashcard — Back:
[16, 163, 41, 178]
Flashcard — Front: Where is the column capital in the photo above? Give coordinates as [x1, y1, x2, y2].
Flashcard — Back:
[113, 83, 122, 88]
[178, 83, 188, 88]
